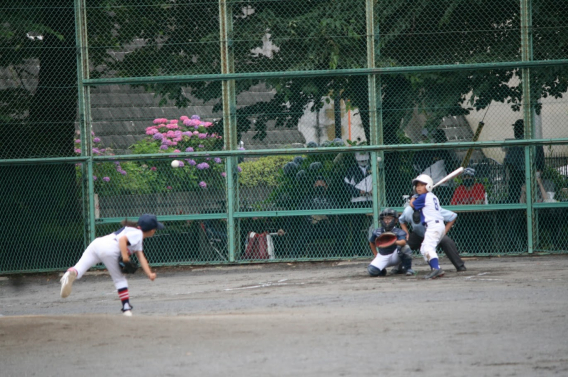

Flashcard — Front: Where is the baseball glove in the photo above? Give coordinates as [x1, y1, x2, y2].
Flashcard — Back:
[375, 232, 397, 248]
[118, 255, 139, 274]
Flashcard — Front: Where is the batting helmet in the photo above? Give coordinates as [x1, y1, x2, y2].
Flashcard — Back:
[379, 208, 398, 231]
[412, 174, 434, 192]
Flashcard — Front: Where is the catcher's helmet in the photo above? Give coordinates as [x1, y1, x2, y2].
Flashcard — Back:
[379, 208, 398, 231]
[412, 174, 434, 192]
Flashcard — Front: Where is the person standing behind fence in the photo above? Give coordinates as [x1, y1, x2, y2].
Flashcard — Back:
[59, 214, 164, 316]
[451, 168, 486, 205]
[504, 119, 545, 203]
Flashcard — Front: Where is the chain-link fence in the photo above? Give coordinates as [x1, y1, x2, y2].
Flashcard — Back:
[1, 0, 567, 273]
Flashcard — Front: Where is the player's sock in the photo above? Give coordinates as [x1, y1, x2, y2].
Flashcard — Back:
[118, 287, 131, 311]
[429, 258, 440, 270]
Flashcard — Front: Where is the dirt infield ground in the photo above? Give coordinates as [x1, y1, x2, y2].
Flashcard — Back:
[1, 255, 568, 377]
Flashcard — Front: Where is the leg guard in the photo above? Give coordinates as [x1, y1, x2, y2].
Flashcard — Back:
[367, 264, 386, 277]
[398, 245, 413, 271]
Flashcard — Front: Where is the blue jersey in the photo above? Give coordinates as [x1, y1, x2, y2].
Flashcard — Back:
[369, 227, 407, 255]
[412, 192, 445, 225]
[399, 205, 456, 238]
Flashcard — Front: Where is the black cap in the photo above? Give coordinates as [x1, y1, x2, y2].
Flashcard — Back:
[138, 214, 164, 232]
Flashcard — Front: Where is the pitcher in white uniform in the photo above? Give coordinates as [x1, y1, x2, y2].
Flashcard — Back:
[409, 174, 446, 279]
[59, 214, 164, 316]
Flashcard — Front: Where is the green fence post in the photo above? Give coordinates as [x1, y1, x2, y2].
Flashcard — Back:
[220, 0, 238, 262]
[75, 0, 95, 245]
[521, 0, 535, 254]
[367, 0, 382, 229]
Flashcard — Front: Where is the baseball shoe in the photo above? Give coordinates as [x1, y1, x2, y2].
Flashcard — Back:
[405, 268, 416, 276]
[389, 266, 404, 275]
[424, 268, 445, 280]
[122, 310, 133, 317]
[457, 266, 467, 272]
[60, 270, 77, 298]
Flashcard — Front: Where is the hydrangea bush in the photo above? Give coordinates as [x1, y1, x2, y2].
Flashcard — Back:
[75, 115, 236, 196]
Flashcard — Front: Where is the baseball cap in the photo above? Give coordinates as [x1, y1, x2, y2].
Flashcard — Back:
[463, 167, 476, 177]
[138, 214, 164, 232]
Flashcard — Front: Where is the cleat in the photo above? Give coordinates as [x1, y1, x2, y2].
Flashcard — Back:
[457, 266, 467, 272]
[389, 266, 403, 275]
[424, 268, 445, 280]
[60, 270, 77, 298]
[122, 310, 133, 317]
[405, 269, 416, 276]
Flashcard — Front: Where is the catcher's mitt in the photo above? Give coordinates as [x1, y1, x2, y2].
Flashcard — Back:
[118, 255, 139, 274]
[375, 232, 397, 248]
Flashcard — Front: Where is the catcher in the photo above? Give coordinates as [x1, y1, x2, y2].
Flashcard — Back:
[367, 208, 415, 277]
[59, 214, 164, 316]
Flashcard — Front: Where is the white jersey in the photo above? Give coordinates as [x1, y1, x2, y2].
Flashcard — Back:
[412, 192, 444, 225]
[102, 226, 144, 255]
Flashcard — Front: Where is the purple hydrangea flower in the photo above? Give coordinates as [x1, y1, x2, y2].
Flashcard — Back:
[199, 181, 207, 188]
[191, 115, 201, 120]
[92, 148, 100, 154]
[185, 147, 194, 152]
[167, 186, 172, 190]
[93, 175, 97, 180]
[93, 137, 101, 143]
[198, 144, 204, 148]
[153, 133, 164, 140]
[181, 131, 192, 137]
[160, 145, 169, 150]
[103, 177, 110, 182]
[177, 161, 185, 168]
[214, 157, 222, 164]
[237, 166, 242, 172]
[196, 163, 210, 170]
[221, 172, 227, 177]
[119, 170, 127, 175]
[187, 159, 196, 166]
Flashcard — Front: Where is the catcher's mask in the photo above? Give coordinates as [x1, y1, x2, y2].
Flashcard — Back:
[379, 208, 398, 231]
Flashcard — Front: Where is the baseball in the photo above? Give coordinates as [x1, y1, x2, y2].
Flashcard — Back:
[171, 160, 180, 168]
[377, 156, 382, 162]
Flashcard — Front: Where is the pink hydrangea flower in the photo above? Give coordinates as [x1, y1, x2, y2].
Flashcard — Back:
[192, 131, 199, 135]
[202, 122, 213, 127]
[169, 119, 178, 124]
[180, 116, 189, 121]
[221, 172, 227, 177]
[93, 137, 101, 143]
[154, 118, 168, 124]
[151, 166, 157, 171]
[103, 177, 110, 182]
[182, 131, 192, 137]
[167, 186, 172, 190]
[75, 139, 81, 143]
[93, 175, 97, 180]
[74, 148, 81, 154]
[198, 133, 207, 139]
[199, 181, 207, 188]
[174, 149, 181, 153]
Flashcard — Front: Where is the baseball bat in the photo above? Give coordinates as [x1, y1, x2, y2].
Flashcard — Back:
[432, 167, 464, 189]
[461, 103, 490, 168]
[461, 121, 485, 168]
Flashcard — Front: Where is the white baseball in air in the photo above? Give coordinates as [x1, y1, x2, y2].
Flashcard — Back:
[171, 160, 180, 168]
[377, 156, 382, 162]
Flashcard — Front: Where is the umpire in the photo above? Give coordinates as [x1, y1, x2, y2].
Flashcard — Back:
[398, 205, 466, 272]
